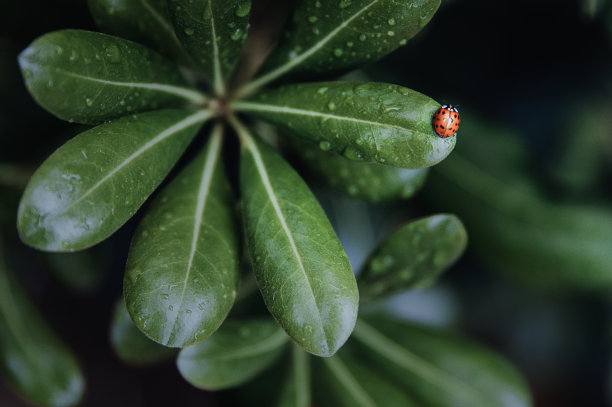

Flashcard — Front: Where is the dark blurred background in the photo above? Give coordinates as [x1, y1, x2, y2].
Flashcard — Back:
[1, 0, 612, 406]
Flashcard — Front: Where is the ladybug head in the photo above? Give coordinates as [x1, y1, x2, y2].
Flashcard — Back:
[441, 104, 459, 112]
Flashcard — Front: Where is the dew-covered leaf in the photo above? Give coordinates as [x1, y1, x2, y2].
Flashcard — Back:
[234, 119, 358, 357]
[177, 319, 289, 390]
[168, 0, 251, 94]
[242, 0, 440, 93]
[88, 0, 191, 64]
[19, 30, 206, 124]
[287, 135, 428, 202]
[425, 116, 612, 290]
[351, 317, 532, 407]
[0, 242, 84, 407]
[234, 82, 454, 169]
[109, 298, 176, 365]
[124, 125, 240, 347]
[18, 109, 210, 251]
[358, 214, 467, 301]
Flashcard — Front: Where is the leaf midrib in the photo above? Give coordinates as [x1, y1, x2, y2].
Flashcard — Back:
[53, 110, 210, 218]
[165, 124, 223, 345]
[53, 68, 206, 104]
[323, 355, 378, 407]
[353, 319, 496, 407]
[138, 0, 184, 50]
[233, 101, 408, 132]
[242, 129, 329, 354]
[207, 0, 225, 94]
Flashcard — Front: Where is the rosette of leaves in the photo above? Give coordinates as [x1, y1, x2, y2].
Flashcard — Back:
[17, 0, 456, 363]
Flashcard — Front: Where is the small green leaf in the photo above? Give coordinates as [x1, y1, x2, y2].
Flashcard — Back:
[233, 119, 359, 357]
[88, 0, 191, 64]
[288, 135, 428, 202]
[177, 319, 289, 390]
[313, 352, 418, 407]
[124, 125, 240, 347]
[18, 109, 210, 252]
[358, 214, 467, 301]
[352, 317, 532, 407]
[168, 0, 251, 94]
[425, 117, 612, 290]
[19, 30, 206, 124]
[109, 299, 176, 365]
[0, 242, 84, 407]
[240, 0, 440, 94]
[234, 82, 454, 169]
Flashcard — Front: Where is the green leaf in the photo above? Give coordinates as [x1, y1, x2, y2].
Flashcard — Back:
[424, 117, 612, 290]
[313, 352, 418, 407]
[351, 317, 532, 407]
[275, 345, 311, 407]
[87, 0, 191, 65]
[18, 29, 206, 124]
[288, 135, 428, 202]
[358, 214, 467, 301]
[234, 82, 454, 169]
[168, 0, 251, 94]
[177, 319, 289, 390]
[18, 109, 210, 252]
[233, 118, 359, 357]
[240, 0, 440, 94]
[124, 124, 240, 347]
[0, 242, 84, 407]
[109, 298, 176, 365]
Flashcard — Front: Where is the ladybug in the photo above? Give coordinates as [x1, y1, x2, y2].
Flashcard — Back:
[432, 104, 460, 138]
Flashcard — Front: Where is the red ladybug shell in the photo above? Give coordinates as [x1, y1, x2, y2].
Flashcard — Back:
[432, 105, 460, 138]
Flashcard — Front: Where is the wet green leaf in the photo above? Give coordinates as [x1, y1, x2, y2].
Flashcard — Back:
[234, 82, 454, 169]
[19, 30, 206, 124]
[0, 242, 84, 407]
[124, 125, 240, 347]
[18, 109, 210, 252]
[177, 319, 289, 390]
[168, 0, 251, 94]
[425, 117, 612, 290]
[288, 135, 428, 202]
[88, 0, 191, 64]
[242, 0, 440, 93]
[313, 351, 418, 407]
[351, 317, 532, 407]
[358, 214, 467, 301]
[233, 118, 359, 357]
[109, 299, 176, 365]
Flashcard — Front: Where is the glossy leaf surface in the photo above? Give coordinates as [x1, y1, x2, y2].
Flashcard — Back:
[109, 299, 175, 365]
[168, 0, 251, 93]
[0, 244, 84, 407]
[88, 0, 190, 64]
[19, 30, 206, 124]
[235, 82, 454, 169]
[125, 125, 240, 347]
[177, 319, 289, 390]
[18, 109, 210, 251]
[288, 135, 428, 202]
[351, 317, 532, 407]
[425, 117, 612, 290]
[236, 122, 359, 357]
[246, 0, 440, 91]
[358, 214, 467, 301]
